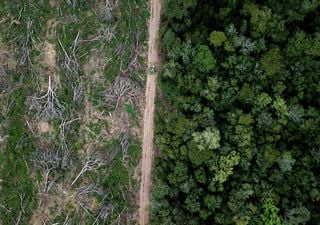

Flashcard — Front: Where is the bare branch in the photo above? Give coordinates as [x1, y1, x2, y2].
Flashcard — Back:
[72, 81, 84, 103]
[71, 155, 105, 186]
[121, 133, 130, 166]
[17, 18, 36, 66]
[0, 204, 11, 213]
[19, 193, 25, 214]
[59, 118, 79, 169]
[31, 149, 62, 193]
[58, 32, 81, 77]
[102, 76, 141, 111]
[62, 214, 73, 225]
[14, 211, 22, 225]
[93, 203, 115, 224]
[28, 76, 65, 120]
[76, 184, 105, 197]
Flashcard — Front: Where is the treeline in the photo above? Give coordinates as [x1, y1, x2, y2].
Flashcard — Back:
[152, 0, 320, 224]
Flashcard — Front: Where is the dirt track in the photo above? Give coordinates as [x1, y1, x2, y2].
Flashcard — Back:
[138, 0, 161, 224]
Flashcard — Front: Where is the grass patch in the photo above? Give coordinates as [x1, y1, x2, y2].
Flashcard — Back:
[0, 88, 36, 225]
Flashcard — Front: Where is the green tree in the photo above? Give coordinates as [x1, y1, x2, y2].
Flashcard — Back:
[261, 48, 284, 77]
[193, 45, 216, 72]
[188, 127, 220, 165]
[273, 97, 289, 118]
[261, 198, 282, 225]
[277, 152, 296, 172]
[284, 206, 311, 225]
[209, 31, 227, 47]
[242, 3, 273, 38]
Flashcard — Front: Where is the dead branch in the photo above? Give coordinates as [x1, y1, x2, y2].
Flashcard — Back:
[14, 211, 22, 225]
[120, 133, 130, 166]
[102, 76, 141, 111]
[104, 0, 114, 22]
[0, 65, 12, 93]
[110, 207, 126, 225]
[29, 76, 65, 120]
[71, 155, 105, 186]
[58, 32, 80, 77]
[72, 81, 84, 103]
[59, 118, 79, 169]
[0, 204, 11, 213]
[77, 201, 96, 220]
[16, 17, 36, 66]
[31, 149, 62, 194]
[62, 214, 73, 225]
[103, 25, 116, 41]
[93, 203, 115, 224]
[25, 120, 36, 135]
[127, 31, 142, 74]
[76, 184, 105, 197]
[19, 193, 25, 214]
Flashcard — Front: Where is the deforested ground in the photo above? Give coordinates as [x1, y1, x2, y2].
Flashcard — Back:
[0, 1, 149, 224]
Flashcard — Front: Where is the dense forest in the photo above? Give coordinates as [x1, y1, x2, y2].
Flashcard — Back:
[152, 0, 320, 224]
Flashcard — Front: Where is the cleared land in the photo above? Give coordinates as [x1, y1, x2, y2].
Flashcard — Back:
[0, 1, 148, 224]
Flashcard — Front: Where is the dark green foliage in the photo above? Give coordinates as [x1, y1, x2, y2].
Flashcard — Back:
[152, 0, 320, 224]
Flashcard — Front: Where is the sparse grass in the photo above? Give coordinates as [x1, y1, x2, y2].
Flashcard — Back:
[0, 0, 148, 224]
[0, 88, 37, 224]
[125, 102, 139, 126]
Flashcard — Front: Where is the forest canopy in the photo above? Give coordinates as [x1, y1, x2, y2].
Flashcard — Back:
[152, 0, 320, 224]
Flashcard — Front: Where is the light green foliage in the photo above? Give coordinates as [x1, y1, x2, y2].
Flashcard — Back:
[309, 32, 320, 56]
[228, 183, 254, 212]
[264, 146, 280, 166]
[224, 40, 235, 52]
[286, 31, 312, 57]
[261, 198, 282, 225]
[201, 77, 220, 101]
[284, 206, 311, 225]
[238, 83, 255, 104]
[234, 125, 253, 148]
[189, 127, 220, 165]
[261, 48, 283, 77]
[204, 195, 222, 210]
[210, 151, 240, 185]
[273, 82, 287, 96]
[208, 76, 220, 92]
[242, 3, 272, 37]
[193, 127, 221, 151]
[277, 152, 296, 172]
[209, 31, 227, 47]
[273, 97, 289, 117]
[193, 45, 216, 72]
[255, 92, 272, 109]
[288, 105, 305, 123]
[238, 114, 253, 125]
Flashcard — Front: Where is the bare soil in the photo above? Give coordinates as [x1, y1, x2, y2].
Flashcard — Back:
[38, 121, 54, 133]
[43, 40, 57, 71]
[138, 0, 161, 224]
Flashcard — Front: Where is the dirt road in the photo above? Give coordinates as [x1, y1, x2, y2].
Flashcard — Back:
[138, 0, 161, 224]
